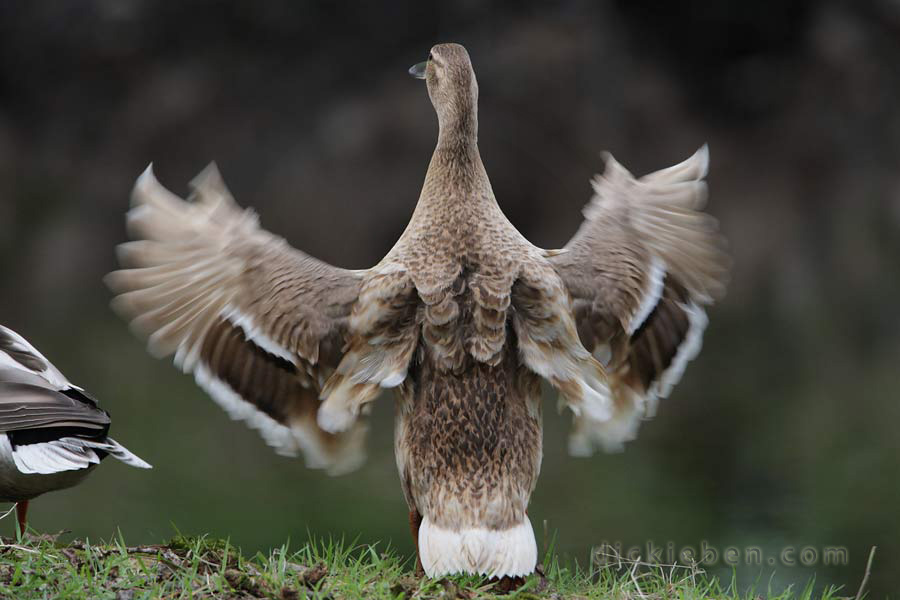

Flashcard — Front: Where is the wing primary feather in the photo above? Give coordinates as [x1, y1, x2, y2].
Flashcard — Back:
[548, 146, 727, 454]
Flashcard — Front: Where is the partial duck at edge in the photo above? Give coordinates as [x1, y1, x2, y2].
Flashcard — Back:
[0, 325, 151, 534]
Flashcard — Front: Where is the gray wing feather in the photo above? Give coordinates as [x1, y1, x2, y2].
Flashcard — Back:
[0, 383, 109, 433]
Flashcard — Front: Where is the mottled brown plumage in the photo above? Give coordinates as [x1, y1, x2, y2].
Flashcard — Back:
[106, 42, 728, 579]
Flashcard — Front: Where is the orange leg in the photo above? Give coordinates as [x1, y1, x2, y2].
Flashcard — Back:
[15, 501, 28, 537]
[409, 509, 424, 576]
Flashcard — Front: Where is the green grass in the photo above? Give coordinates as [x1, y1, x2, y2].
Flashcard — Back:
[0, 531, 849, 599]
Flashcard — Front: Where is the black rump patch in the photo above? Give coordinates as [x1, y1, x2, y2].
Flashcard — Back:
[61, 387, 102, 409]
[9, 425, 105, 447]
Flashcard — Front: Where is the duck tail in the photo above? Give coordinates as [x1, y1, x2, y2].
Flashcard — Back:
[418, 515, 537, 578]
[101, 437, 153, 469]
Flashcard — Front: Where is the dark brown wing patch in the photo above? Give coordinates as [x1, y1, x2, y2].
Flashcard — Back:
[200, 319, 318, 426]
[193, 318, 363, 471]
[621, 279, 691, 392]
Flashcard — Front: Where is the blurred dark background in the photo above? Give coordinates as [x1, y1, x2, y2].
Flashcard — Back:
[1, 0, 898, 595]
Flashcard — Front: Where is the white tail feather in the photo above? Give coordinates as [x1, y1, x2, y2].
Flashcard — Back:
[418, 516, 537, 578]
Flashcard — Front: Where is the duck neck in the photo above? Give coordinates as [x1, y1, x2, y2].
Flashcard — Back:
[435, 107, 478, 154]
[423, 142, 487, 207]
[425, 107, 485, 193]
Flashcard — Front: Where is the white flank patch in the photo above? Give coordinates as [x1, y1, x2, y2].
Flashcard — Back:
[222, 305, 298, 366]
[419, 516, 537, 578]
[627, 257, 666, 335]
[646, 301, 708, 410]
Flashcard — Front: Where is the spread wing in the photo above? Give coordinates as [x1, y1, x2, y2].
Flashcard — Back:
[105, 165, 367, 474]
[547, 145, 729, 454]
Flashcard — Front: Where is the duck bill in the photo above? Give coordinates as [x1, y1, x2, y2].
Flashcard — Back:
[408, 62, 427, 80]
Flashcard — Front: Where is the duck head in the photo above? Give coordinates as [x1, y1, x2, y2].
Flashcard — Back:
[410, 43, 479, 146]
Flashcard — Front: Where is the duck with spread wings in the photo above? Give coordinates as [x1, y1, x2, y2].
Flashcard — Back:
[106, 43, 728, 580]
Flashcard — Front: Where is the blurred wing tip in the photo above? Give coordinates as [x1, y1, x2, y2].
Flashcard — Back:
[101, 270, 122, 293]
[145, 338, 176, 360]
[696, 142, 710, 158]
[567, 434, 594, 458]
[322, 423, 369, 476]
[567, 422, 629, 457]
[600, 151, 630, 177]
[694, 143, 710, 178]
[113, 242, 138, 268]
[189, 161, 224, 191]
[135, 163, 156, 189]
[131, 163, 167, 207]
